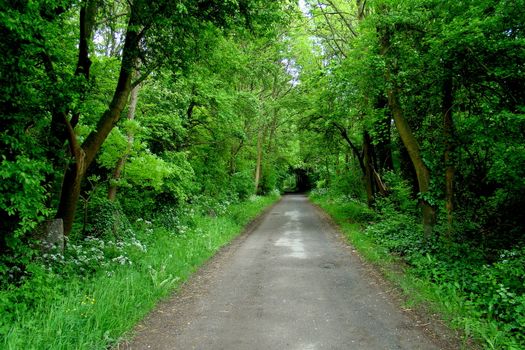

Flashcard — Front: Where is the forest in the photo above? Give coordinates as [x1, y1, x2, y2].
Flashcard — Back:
[1, 0, 524, 349]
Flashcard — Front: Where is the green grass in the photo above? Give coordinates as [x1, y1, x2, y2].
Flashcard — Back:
[312, 196, 389, 265]
[2, 194, 279, 350]
[309, 193, 521, 350]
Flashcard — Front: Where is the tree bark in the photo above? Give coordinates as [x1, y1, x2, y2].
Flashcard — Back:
[380, 30, 436, 238]
[56, 9, 141, 235]
[333, 123, 366, 175]
[363, 130, 376, 207]
[386, 84, 436, 236]
[254, 128, 263, 194]
[356, 0, 366, 20]
[75, 0, 98, 79]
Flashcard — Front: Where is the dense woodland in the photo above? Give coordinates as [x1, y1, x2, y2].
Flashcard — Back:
[1, 0, 524, 348]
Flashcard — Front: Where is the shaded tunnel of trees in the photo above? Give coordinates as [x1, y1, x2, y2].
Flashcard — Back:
[294, 168, 313, 193]
[1, 0, 525, 348]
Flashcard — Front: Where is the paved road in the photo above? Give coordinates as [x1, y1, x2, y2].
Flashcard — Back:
[124, 195, 443, 350]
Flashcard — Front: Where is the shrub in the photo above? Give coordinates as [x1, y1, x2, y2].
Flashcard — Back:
[82, 197, 132, 240]
[365, 213, 423, 258]
[231, 170, 254, 200]
[381, 171, 417, 214]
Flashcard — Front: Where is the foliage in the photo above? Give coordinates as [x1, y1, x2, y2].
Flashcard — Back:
[0, 0, 296, 259]
[2, 0, 525, 348]
[312, 190, 525, 348]
[0, 2, 296, 348]
[310, 189, 375, 223]
[82, 197, 132, 240]
[297, 1, 525, 345]
[0, 156, 53, 242]
[378, 171, 417, 215]
[1, 194, 279, 349]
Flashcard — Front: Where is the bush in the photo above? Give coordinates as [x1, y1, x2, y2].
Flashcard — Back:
[381, 171, 417, 214]
[365, 212, 423, 258]
[230, 170, 254, 200]
[313, 181, 525, 348]
[0, 156, 54, 271]
[82, 197, 132, 240]
[259, 165, 278, 195]
[466, 247, 525, 342]
[329, 168, 366, 201]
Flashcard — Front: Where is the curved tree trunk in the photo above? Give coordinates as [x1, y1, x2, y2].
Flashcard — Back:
[363, 130, 376, 207]
[254, 128, 263, 194]
[56, 9, 141, 235]
[385, 83, 436, 237]
[380, 29, 436, 238]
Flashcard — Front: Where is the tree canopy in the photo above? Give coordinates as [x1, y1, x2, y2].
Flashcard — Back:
[1, 0, 524, 347]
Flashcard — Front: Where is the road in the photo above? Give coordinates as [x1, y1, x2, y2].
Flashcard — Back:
[123, 194, 445, 350]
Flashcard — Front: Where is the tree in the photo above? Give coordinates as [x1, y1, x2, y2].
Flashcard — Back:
[0, 0, 292, 255]
[57, 0, 288, 235]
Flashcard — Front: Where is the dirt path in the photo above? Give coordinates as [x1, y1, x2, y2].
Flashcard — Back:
[121, 194, 449, 350]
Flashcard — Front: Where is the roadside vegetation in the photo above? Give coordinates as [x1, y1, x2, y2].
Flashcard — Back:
[311, 186, 524, 349]
[297, 0, 524, 348]
[1, 0, 524, 349]
[2, 193, 278, 349]
[1, 1, 292, 348]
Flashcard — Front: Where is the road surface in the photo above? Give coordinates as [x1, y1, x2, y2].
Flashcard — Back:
[123, 194, 446, 350]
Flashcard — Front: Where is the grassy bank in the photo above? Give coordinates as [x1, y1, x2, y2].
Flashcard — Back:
[1, 194, 279, 349]
[310, 191, 524, 350]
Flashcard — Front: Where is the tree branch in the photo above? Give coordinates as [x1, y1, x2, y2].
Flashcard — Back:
[325, 0, 357, 37]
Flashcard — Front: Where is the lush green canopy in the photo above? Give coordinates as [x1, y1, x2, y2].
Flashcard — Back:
[1, 0, 524, 347]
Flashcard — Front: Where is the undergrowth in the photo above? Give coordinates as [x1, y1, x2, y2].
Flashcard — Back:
[0, 194, 279, 350]
[310, 189, 524, 350]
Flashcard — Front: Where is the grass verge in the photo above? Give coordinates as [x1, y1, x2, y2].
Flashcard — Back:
[309, 193, 519, 350]
[2, 194, 279, 350]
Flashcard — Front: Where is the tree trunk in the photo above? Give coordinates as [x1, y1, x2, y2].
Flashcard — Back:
[56, 9, 141, 235]
[108, 158, 125, 201]
[75, 0, 98, 79]
[334, 123, 366, 175]
[108, 82, 140, 201]
[387, 85, 436, 237]
[363, 130, 376, 207]
[356, 0, 365, 20]
[443, 63, 455, 237]
[56, 147, 86, 237]
[380, 30, 436, 238]
[399, 143, 419, 195]
[254, 129, 263, 194]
